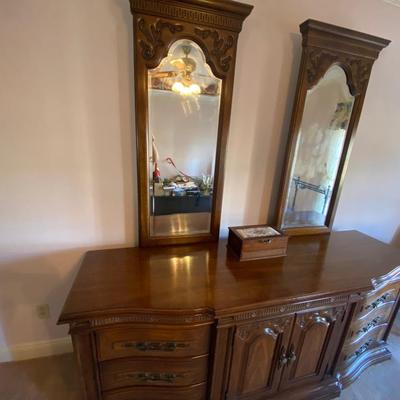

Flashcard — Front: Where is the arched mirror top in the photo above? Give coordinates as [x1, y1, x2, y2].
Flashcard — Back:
[136, 17, 236, 79]
[305, 49, 377, 96]
[149, 39, 222, 97]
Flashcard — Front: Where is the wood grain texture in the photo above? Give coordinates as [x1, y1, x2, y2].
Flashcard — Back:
[97, 324, 210, 361]
[99, 355, 208, 390]
[57, 231, 400, 400]
[59, 231, 400, 323]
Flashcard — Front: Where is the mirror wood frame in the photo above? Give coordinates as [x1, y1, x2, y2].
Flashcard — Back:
[275, 19, 390, 236]
[130, 0, 253, 247]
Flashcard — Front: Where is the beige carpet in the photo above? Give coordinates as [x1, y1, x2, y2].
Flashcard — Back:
[0, 322, 399, 400]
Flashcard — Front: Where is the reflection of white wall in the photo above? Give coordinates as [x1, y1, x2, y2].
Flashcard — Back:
[287, 66, 353, 213]
[149, 90, 220, 179]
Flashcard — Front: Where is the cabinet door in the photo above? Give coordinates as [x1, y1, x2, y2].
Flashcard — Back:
[227, 316, 294, 399]
[279, 306, 345, 390]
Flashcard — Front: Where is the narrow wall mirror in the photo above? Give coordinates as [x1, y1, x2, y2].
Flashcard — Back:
[131, 0, 253, 246]
[276, 20, 390, 235]
[148, 40, 221, 238]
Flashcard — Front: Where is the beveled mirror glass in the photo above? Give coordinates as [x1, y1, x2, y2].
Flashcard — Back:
[147, 40, 221, 237]
[282, 66, 354, 229]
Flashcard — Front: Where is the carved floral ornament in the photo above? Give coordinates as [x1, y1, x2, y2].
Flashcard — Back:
[306, 48, 374, 95]
[136, 17, 235, 74]
[237, 317, 292, 341]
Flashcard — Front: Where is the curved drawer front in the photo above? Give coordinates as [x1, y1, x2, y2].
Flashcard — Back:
[102, 382, 207, 400]
[357, 286, 399, 319]
[100, 355, 208, 391]
[349, 302, 394, 342]
[343, 324, 387, 363]
[97, 325, 210, 361]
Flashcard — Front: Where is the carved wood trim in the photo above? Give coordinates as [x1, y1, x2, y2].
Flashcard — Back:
[306, 48, 374, 95]
[194, 28, 234, 72]
[371, 265, 400, 290]
[130, 0, 253, 33]
[296, 306, 345, 329]
[138, 18, 184, 60]
[135, 15, 236, 77]
[236, 317, 292, 341]
[89, 312, 214, 327]
[218, 295, 349, 326]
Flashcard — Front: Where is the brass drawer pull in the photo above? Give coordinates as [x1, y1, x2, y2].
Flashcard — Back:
[365, 293, 391, 311]
[125, 372, 183, 383]
[115, 341, 187, 352]
[356, 317, 381, 335]
[348, 338, 374, 360]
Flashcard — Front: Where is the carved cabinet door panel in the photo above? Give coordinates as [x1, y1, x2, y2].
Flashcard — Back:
[279, 306, 345, 390]
[226, 316, 294, 399]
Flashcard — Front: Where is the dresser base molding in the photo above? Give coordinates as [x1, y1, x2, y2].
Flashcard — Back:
[269, 378, 340, 400]
[337, 344, 392, 389]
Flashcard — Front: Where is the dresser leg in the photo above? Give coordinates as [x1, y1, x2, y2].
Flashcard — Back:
[71, 329, 101, 400]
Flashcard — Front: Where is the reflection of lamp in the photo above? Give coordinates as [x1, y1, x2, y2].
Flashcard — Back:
[171, 44, 202, 96]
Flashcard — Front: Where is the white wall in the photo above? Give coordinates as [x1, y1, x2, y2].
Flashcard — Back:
[0, 0, 399, 356]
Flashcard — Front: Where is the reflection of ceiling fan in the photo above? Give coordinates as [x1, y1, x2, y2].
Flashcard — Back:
[150, 45, 203, 95]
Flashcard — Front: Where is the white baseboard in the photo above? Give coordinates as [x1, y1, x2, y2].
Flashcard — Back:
[0, 336, 73, 363]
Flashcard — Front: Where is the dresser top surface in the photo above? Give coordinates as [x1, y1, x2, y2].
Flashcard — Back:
[59, 231, 400, 323]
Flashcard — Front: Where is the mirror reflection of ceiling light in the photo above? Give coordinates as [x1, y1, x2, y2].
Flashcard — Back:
[171, 44, 201, 96]
[172, 81, 201, 95]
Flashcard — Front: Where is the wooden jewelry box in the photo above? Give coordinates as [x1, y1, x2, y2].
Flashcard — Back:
[228, 225, 288, 261]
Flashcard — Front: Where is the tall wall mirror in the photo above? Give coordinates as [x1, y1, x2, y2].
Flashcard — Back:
[148, 40, 221, 238]
[130, 0, 253, 246]
[276, 20, 390, 235]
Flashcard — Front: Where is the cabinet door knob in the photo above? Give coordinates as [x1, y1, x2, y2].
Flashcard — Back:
[278, 346, 288, 369]
[287, 343, 297, 364]
[288, 351, 297, 364]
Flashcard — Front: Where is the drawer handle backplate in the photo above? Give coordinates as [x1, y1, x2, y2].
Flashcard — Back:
[356, 317, 382, 336]
[114, 341, 188, 352]
[365, 293, 391, 311]
[124, 372, 184, 383]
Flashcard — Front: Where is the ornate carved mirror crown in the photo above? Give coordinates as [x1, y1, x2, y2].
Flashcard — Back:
[130, 0, 253, 246]
[276, 19, 390, 236]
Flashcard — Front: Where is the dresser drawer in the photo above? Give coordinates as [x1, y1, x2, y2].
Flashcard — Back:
[348, 302, 394, 341]
[97, 325, 210, 361]
[343, 324, 387, 363]
[102, 382, 207, 400]
[100, 355, 208, 391]
[357, 284, 399, 319]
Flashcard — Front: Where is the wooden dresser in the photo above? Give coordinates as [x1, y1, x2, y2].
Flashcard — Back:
[58, 231, 400, 400]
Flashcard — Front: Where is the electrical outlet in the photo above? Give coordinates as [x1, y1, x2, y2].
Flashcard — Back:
[36, 304, 50, 320]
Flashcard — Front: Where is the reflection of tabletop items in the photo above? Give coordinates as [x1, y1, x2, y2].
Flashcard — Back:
[151, 195, 212, 216]
[152, 173, 213, 198]
[291, 176, 330, 214]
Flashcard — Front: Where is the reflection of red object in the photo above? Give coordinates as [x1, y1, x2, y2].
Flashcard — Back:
[153, 162, 161, 182]
[165, 157, 193, 180]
